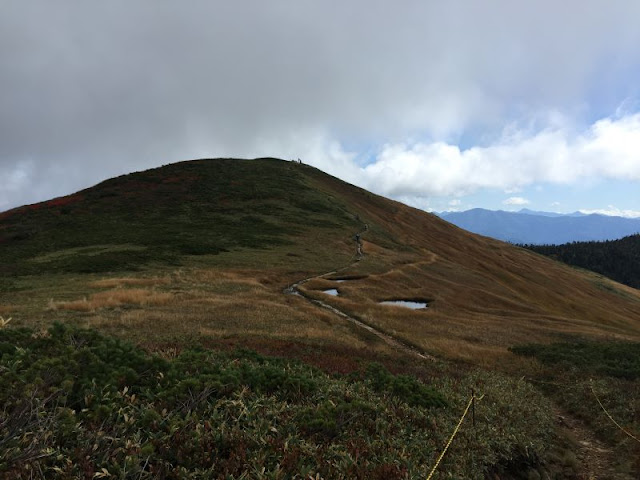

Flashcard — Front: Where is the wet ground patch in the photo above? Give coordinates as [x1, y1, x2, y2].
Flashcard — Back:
[379, 299, 430, 310]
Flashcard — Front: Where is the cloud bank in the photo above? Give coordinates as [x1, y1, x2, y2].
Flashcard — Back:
[503, 197, 530, 206]
[349, 112, 640, 199]
[579, 206, 640, 219]
[1, 1, 640, 211]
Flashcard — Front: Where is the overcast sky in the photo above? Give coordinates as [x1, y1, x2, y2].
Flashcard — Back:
[2, 1, 640, 216]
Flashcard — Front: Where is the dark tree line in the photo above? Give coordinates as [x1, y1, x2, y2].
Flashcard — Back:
[521, 234, 640, 289]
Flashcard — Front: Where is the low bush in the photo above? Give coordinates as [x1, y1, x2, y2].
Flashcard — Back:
[511, 340, 640, 477]
[363, 362, 448, 408]
[510, 340, 640, 380]
[0, 323, 554, 479]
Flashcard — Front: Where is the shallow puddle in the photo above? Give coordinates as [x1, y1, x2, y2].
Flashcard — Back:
[379, 300, 428, 309]
[323, 289, 339, 296]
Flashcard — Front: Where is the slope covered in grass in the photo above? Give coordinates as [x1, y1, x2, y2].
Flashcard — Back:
[0, 323, 554, 479]
[511, 340, 640, 474]
[2, 157, 640, 362]
[0, 158, 357, 275]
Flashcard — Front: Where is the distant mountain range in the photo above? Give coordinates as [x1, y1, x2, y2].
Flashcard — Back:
[438, 208, 640, 245]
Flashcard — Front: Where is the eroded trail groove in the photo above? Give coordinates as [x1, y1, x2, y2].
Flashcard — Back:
[553, 405, 633, 480]
[284, 234, 632, 479]
[284, 250, 436, 362]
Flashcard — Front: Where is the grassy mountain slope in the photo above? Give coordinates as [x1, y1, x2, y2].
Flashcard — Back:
[0, 158, 357, 275]
[300, 166, 640, 361]
[2, 158, 640, 478]
[2, 158, 640, 361]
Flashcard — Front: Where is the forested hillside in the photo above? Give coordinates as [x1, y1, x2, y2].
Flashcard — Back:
[523, 234, 640, 289]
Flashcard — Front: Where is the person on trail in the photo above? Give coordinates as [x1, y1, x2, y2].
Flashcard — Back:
[354, 233, 363, 258]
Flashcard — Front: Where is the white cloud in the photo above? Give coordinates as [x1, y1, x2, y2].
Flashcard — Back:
[343, 112, 640, 199]
[578, 206, 640, 218]
[503, 197, 530, 206]
[504, 187, 523, 194]
[2, 2, 640, 211]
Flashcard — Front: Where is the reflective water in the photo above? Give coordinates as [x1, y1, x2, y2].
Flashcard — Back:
[379, 300, 428, 309]
[323, 289, 339, 296]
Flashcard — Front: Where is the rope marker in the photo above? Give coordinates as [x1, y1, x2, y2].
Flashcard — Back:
[426, 393, 482, 480]
[590, 380, 640, 444]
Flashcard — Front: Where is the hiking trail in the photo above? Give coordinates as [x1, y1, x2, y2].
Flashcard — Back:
[554, 404, 634, 480]
[284, 224, 436, 361]
[284, 225, 631, 479]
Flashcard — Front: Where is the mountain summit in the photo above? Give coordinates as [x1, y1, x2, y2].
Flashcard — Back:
[2, 158, 639, 362]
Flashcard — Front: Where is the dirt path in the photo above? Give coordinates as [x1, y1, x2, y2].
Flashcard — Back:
[292, 285, 436, 361]
[554, 405, 633, 480]
[285, 232, 629, 478]
[290, 271, 629, 478]
[284, 258, 436, 362]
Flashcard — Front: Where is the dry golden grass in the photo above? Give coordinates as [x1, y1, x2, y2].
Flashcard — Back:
[88, 276, 171, 289]
[0, 315, 12, 328]
[4, 163, 640, 372]
[65, 266, 395, 356]
[31, 225, 638, 370]
[8, 221, 640, 371]
[300, 233, 640, 366]
[50, 288, 174, 312]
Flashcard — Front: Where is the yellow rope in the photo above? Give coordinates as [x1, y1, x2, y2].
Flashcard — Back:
[426, 395, 477, 480]
[590, 380, 640, 444]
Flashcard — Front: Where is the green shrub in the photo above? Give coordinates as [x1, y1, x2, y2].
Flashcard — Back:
[364, 362, 448, 408]
[510, 341, 640, 380]
[0, 324, 554, 479]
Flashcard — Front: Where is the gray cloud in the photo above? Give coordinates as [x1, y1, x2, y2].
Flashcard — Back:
[2, 1, 640, 210]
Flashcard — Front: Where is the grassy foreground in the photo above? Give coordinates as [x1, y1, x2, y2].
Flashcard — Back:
[1, 323, 554, 479]
[512, 340, 640, 475]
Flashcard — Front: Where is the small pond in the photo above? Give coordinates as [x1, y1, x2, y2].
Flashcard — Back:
[323, 289, 339, 296]
[379, 300, 428, 309]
